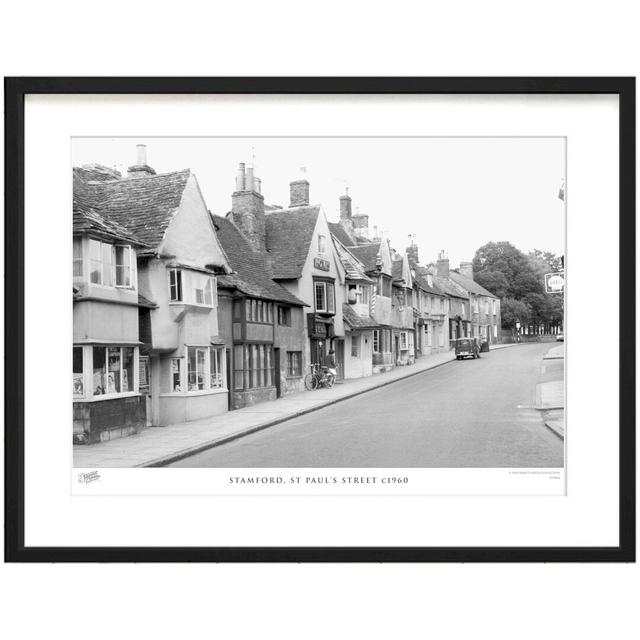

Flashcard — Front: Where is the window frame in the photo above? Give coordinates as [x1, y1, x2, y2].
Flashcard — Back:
[233, 343, 274, 391]
[114, 244, 136, 289]
[351, 334, 360, 358]
[73, 345, 139, 400]
[286, 351, 302, 377]
[278, 306, 292, 327]
[168, 268, 183, 302]
[313, 280, 335, 315]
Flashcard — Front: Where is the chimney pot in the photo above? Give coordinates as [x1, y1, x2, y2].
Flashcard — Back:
[127, 143, 156, 178]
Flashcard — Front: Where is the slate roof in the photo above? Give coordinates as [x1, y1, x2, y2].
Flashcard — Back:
[264, 206, 321, 279]
[412, 267, 442, 296]
[73, 171, 147, 245]
[73, 167, 191, 248]
[332, 238, 373, 284]
[449, 270, 499, 298]
[212, 214, 306, 306]
[328, 222, 355, 248]
[348, 243, 382, 273]
[432, 274, 469, 300]
[342, 303, 379, 330]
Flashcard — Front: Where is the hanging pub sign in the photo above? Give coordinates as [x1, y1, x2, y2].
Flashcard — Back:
[313, 257, 330, 272]
[307, 313, 334, 338]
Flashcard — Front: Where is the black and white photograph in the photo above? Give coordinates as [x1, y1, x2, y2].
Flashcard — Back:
[72, 136, 566, 474]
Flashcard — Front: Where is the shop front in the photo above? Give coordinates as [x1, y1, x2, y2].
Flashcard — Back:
[308, 313, 335, 368]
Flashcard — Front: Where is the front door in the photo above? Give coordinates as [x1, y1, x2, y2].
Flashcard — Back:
[394, 335, 400, 364]
[310, 339, 326, 367]
[138, 356, 152, 427]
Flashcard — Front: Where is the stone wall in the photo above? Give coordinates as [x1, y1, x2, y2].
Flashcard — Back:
[73, 395, 145, 444]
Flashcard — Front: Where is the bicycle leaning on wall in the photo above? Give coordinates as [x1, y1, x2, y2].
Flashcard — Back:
[304, 363, 336, 390]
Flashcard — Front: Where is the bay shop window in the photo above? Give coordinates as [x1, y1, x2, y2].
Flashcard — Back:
[168, 268, 217, 307]
[74, 237, 136, 289]
[167, 346, 226, 393]
[73, 345, 139, 399]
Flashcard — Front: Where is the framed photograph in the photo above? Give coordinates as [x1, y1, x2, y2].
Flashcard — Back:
[4, 77, 635, 562]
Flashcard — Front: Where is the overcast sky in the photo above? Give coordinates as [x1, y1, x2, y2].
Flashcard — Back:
[72, 137, 565, 267]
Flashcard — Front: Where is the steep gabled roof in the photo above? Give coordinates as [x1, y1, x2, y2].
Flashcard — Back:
[212, 214, 306, 306]
[332, 237, 373, 284]
[348, 242, 382, 273]
[264, 206, 320, 279]
[449, 270, 499, 298]
[328, 221, 356, 248]
[74, 167, 191, 248]
[73, 171, 147, 246]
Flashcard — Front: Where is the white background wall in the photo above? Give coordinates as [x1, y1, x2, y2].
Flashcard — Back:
[1, 3, 638, 640]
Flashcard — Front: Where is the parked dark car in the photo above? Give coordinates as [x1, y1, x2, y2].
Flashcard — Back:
[454, 337, 480, 360]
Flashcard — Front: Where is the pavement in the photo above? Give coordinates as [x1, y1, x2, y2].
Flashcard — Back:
[538, 343, 565, 438]
[171, 342, 563, 468]
[75, 346, 514, 468]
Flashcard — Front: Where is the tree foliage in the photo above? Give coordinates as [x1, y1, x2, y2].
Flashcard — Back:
[472, 241, 564, 329]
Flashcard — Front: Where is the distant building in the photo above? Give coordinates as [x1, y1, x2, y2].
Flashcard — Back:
[391, 254, 416, 365]
[432, 252, 472, 346]
[406, 242, 449, 356]
[449, 262, 501, 344]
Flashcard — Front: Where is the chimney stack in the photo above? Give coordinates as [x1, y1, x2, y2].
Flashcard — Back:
[406, 242, 419, 267]
[127, 143, 156, 178]
[436, 250, 450, 278]
[231, 162, 266, 251]
[339, 187, 352, 218]
[235, 162, 246, 191]
[290, 179, 310, 207]
[459, 261, 474, 280]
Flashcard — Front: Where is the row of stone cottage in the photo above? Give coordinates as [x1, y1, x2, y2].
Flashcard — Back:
[73, 145, 501, 444]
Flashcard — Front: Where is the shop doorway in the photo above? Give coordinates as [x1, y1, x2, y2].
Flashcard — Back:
[310, 339, 327, 367]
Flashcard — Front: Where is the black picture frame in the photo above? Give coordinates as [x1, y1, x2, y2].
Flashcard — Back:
[4, 77, 635, 563]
